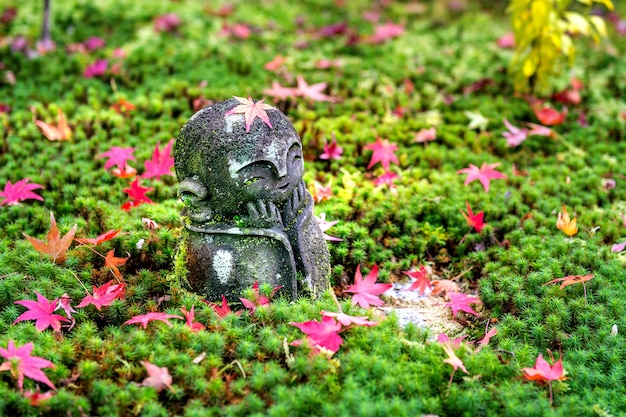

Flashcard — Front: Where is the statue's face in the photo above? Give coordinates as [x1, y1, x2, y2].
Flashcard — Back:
[220, 128, 303, 206]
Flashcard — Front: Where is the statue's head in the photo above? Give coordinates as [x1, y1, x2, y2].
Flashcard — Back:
[175, 98, 304, 222]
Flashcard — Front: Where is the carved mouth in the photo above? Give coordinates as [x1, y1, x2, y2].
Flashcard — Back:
[278, 183, 290, 190]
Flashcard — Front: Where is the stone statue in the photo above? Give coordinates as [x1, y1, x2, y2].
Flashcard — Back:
[174, 97, 330, 301]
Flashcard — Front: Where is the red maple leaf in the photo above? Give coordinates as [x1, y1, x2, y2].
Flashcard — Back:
[122, 179, 154, 210]
[544, 274, 594, 289]
[104, 250, 128, 279]
[35, 109, 72, 141]
[180, 306, 205, 332]
[224, 96, 274, 133]
[142, 139, 175, 180]
[363, 137, 399, 170]
[14, 292, 69, 332]
[320, 136, 343, 160]
[97, 146, 136, 172]
[0, 341, 55, 392]
[460, 201, 485, 233]
[203, 295, 241, 318]
[75, 280, 126, 310]
[290, 316, 344, 353]
[23, 212, 77, 264]
[445, 292, 481, 317]
[311, 181, 332, 203]
[141, 361, 174, 392]
[239, 281, 282, 312]
[404, 265, 431, 296]
[320, 311, 378, 327]
[23, 389, 55, 406]
[74, 229, 122, 246]
[0, 178, 44, 206]
[296, 75, 336, 102]
[264, 55, 286, 71]
[263, 81, 299, 101]
[533, 104, 567, 126]
[124, 312, 183, 329]
[344, 265, 392, 308]
[456, 162, 507, 192]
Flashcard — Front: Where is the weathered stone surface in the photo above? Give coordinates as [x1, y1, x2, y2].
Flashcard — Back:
[175, 98, 330, 301]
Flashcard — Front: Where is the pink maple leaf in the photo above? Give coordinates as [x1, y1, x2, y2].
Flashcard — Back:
[344, 265, 392, 308]
[320, 136, 343, 160]
[84, 59, 108, 78]
[437, 333, 468, 348]
[475, 327, 498, 353]
[83, 36, 106, 51]
[445, 292, 481, 317]
[404, 265, 431, 296]
[612, 242, 626, 253]
[122, 179, 154, 209]
[320, 310, 378, 327]
[456, 162, 507, 192]
[224, 96, 274, 133]
[75, 280, 126, 310]
[154, 13, 181, 33]
[239, 281, 282, 312]
[0, 341, 55, 392]
[0, 178, 44, 206]
[296, 75, 336, 102]
[496, 32, 515, 49]
[124, 312, 183, 329]
[14, 292, 69, 332]
[373, 171, 399, 188]
[316, 213, 342, 242]
[370, 22, 404, 43]
[460, 201, 485, 233]
[203, 295, 241, 318]
[98, 146, 136, 172]
[142, 140, 175, 180]
[75, 229, 122, 246]
[290, 316, 343, 353]
[527, 122, 554, 138]
[441, 340, 468, 374]
[414, 127, 437, 144]
[141, 361, 174, 392]
[180, 306, 205, 332]
[364, 137, 399, 170]
[502, 118, 528, 147]
[263, 81, 299, 101]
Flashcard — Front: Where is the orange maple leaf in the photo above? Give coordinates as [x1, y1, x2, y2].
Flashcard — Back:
[23, 212, 77, 263]
[544, 274, 594, 301]
[556, 205, 577, 237]
[431, 280, 460, 296]
[104, 250, 129, 279]
[35, 109, 72, 141]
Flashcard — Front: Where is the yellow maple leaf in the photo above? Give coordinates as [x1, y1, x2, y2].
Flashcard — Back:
[556, 205, 578, 237]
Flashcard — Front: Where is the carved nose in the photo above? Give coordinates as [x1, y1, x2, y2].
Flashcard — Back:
[275, 160, 288, 179]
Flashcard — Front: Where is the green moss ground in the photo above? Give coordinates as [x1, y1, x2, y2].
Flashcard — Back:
[1, 0, 626, 415]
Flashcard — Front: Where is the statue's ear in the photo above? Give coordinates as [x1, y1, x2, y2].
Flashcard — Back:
[179, 178, 212, 222]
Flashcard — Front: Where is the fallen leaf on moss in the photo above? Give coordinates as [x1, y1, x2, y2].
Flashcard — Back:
[0, 341, 56, 392]
[364, 137, 399, 170]
[35, 108, 71, 141]
[290, 316, 343, 353]
[344, 264, 392, 308]
[124, 312, 183, 329]
[556, 205, 577, 237]
[431, 280, 460, 296]
[104, 250, 129, 279]
[23, 212, 76, 264]
[404, 265, 431, 296]
[456, 162, 507, 193]
[445, 292, 481, 317]
[0, 178, 44, 206]
[14, 292, 69, 332]
[141, 361, 174, 392]
[76, 280, 125, 310]
[75, 229, 122, 246]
